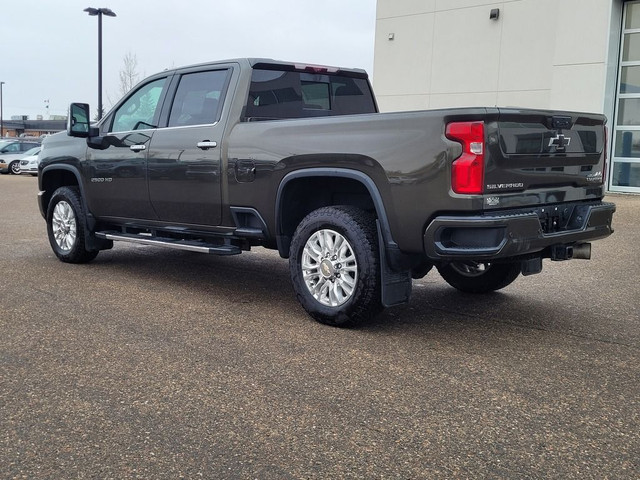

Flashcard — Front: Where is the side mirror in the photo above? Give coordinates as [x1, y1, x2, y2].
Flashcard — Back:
[67, 103, 91, 138]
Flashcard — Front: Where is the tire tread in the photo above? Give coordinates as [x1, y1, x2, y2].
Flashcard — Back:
[289, 205, 382, 327]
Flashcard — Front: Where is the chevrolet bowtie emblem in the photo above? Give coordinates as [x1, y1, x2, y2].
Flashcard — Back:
[548, 133, 571, 149]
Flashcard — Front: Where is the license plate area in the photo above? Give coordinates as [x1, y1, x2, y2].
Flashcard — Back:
[534, 202, 595, 234]
[537, 206, 566, 233]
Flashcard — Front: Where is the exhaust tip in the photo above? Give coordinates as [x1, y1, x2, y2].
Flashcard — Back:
[572, 243, 592, 260]
[551, 243, 591, 261]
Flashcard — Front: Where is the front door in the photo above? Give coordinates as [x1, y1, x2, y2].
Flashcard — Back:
[85, 76, 168, 219]
[147, 68, 231, 226]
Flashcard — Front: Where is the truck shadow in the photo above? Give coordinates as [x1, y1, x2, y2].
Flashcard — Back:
[89, 244, 601, 340]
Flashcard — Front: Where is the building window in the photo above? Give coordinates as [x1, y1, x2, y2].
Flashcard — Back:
[612, 0, 640, 192]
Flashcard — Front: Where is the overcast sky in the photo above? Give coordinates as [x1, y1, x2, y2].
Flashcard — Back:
[1, 0, 376, 120]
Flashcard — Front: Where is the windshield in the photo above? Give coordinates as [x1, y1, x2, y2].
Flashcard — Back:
[23, 147, 41, 157]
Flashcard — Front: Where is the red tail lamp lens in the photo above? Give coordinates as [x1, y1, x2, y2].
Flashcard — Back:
[446, 121, 485, 194]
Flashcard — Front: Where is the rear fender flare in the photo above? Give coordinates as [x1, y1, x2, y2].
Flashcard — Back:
[275, 168, 397, 255]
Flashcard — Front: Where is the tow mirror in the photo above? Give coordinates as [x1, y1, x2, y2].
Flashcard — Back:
[67, 103, 91, 138]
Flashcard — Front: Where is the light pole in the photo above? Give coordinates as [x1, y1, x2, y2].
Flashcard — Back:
[0, 81, 4, 138]
[84, 7, 116, 121]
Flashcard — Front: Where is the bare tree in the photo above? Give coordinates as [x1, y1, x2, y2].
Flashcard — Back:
[119, 52, 140, 97]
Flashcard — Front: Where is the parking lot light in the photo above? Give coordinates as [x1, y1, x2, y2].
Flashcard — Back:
[84, 7, 117, 121]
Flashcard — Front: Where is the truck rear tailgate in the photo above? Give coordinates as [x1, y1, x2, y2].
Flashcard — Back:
[484, 108, 606, 193]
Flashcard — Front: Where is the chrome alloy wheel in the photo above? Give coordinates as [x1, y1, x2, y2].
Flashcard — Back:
[51, 200, 77, 251]
[301, 229, 358, 307]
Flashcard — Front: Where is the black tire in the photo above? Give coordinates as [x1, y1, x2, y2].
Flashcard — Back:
[289, 206, 382, 327]
[9, 161, 20, 175]
[46, 186, 99, 263]
[437, 261, 521, 294]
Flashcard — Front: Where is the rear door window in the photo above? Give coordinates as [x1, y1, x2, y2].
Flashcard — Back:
[168, 69, 230, 127]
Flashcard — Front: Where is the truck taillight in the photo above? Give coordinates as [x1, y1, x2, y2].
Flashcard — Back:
[445, 121, 485, 194]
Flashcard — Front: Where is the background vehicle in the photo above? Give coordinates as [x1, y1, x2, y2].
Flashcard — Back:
[37, 58, 615, 326]
[0, 146, 41, 174]
[0, 139, 41, 154]
[18, 147, 42, 176]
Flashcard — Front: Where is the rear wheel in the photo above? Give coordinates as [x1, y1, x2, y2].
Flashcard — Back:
[46, 186, 99, 263]
[437, 261, 520, 293]
[289, 206, 382, 327]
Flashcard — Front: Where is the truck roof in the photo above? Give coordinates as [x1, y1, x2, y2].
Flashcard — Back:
[162, 58, 369, 79]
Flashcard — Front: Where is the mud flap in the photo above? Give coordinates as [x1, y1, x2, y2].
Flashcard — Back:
[377, 222, 412, 307]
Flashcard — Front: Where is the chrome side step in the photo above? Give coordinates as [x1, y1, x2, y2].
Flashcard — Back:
[95, 232, 241, 255]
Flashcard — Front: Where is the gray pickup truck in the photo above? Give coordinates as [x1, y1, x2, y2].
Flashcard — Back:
[38, 58, 615, 326]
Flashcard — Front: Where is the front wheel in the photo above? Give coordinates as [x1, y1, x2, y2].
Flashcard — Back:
[46, 186, 99, 263]
[9, 161, 20, 175]
[437, 261, 521, 294]
[289, 206, 382, 327]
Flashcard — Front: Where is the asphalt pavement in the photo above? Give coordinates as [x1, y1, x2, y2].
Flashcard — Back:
[1, 174, 638, 479]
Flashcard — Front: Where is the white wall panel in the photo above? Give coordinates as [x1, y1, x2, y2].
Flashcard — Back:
[373, 0, 615, 114]
[373, 14, 434, 95]
[430, 5, 502, 94]
[376, 95, 430, 112]
[550, 64, 607, 113]
[498, 0, 556, 93]
[377, 0, 435, 18]
[429, 92, 498, 108]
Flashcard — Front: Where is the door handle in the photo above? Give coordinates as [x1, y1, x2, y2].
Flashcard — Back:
[197, 141, 218, 150]
[130, 144, 146, 152]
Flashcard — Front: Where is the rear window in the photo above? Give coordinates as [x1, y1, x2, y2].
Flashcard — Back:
[245, 69, 376, 121]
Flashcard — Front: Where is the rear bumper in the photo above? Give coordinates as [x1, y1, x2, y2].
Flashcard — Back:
[423, 201, 616, 261]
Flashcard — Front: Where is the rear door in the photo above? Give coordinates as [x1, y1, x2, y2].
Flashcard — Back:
[484, 109, 606, 193]
[147, 66, 233, 226]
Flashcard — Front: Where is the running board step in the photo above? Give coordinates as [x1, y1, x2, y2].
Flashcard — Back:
[95, 232, 242, 255]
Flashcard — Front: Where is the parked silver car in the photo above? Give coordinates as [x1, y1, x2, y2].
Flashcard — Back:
[0, 146, 41, 174]
[18, 148, 41, 176]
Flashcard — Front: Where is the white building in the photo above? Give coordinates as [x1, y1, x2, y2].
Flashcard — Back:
[373, 0, 640, 193]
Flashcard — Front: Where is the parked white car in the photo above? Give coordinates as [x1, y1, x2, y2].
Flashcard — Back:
[19, 148, 42, 176]
[0, 147, 41, 175]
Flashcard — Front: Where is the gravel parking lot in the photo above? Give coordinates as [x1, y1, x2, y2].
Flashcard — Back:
[1, 174, 638, 479]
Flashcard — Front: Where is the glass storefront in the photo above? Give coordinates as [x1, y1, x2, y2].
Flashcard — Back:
[612, 0, 640, 192]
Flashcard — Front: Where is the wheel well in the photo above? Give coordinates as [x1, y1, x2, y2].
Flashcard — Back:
[41, 169, 80, 214]
[278, 176, 376, 256]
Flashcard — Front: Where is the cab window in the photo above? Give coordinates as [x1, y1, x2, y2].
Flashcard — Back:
[168, 70, 230, 127]
[111, 78, 166, 133]
[245, 69, 376, 121]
